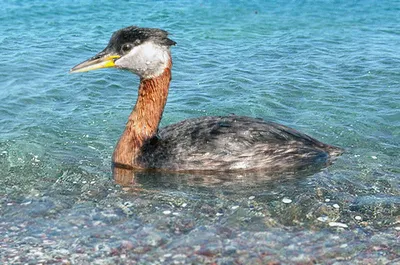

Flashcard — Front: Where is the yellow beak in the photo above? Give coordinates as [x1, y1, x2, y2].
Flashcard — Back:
[70, 53, 121, 73]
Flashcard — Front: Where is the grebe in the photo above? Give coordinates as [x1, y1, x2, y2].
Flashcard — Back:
[70, 26, 343, 173]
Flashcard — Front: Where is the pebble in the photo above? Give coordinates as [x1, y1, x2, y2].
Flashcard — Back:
[333, 204, 340, 209]
[181, 203, 187, 208]
[163, 210, 171, 215]
[120, 240, 134, 250]
[54, 249, 70, 256]
[21, 200, 32, 205]
[371, 156, 377, 159]
[325, 198, 331, 202]
[328, 222, 348, 228]
[248, 196, 255, 200]
[355, 216, 362, 221]
[317, 216, 329, 222]
[172, 254, 186, 259]
[395, 227, 400, 231]
[231, 205, 239, 210]
[282, 198, 292, 204]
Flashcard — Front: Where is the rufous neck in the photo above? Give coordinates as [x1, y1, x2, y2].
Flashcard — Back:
[129, 64, 171, 137]
[112, 59, 172, 168]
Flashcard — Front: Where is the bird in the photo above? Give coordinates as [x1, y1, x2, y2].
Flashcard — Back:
[70, 26, 343, 174]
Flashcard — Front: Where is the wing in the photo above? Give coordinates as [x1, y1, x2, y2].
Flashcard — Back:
[138, 116, 341, 172]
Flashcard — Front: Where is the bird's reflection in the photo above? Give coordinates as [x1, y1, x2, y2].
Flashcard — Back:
[113, 164, 326, 193]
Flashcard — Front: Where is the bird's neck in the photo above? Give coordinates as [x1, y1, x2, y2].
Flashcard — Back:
[112, 60, 172, 169]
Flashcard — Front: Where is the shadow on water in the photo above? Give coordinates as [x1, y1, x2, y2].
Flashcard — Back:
[111, 160, 399, 229]
[110, 166, 335, 231]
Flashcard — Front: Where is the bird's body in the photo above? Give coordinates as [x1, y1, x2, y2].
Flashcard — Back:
[139, 115, 342, 172]
[71, 26, 343, 173]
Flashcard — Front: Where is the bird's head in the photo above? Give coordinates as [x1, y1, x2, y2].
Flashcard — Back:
[70, 26, 176, 79]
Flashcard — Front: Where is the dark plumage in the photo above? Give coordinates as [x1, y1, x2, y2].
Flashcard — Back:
[139, 115, 342, 172]
[104, 26, 175, 54]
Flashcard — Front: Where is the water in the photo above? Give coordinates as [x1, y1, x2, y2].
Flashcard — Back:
[1, 0, 399, 263]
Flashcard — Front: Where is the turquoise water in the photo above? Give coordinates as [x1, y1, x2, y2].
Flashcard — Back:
[1, 0, 399, 263]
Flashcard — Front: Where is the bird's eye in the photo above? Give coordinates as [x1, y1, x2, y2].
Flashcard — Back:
[121, 43, 133, 53]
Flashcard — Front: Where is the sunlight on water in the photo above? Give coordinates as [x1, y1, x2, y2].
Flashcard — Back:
[0, 0, 399, 264]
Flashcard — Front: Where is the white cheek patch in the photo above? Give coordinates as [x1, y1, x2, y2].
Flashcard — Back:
[115, 42, 170, 79]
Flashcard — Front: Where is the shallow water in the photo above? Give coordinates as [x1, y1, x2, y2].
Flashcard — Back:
[1, 0, 399, 264]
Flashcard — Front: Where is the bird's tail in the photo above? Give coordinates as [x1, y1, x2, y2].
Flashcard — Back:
[326, 145, 344, 158]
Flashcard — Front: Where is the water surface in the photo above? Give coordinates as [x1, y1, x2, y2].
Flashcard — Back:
[1, 0, 399, 264]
